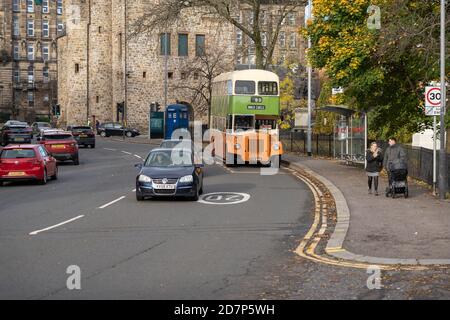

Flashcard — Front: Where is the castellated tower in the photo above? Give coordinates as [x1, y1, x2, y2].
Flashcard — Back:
[58, 0, 115, 126]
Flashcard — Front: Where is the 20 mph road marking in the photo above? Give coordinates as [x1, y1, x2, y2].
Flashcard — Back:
[29, 215, 85, 236]
[99, 196, 126, 209]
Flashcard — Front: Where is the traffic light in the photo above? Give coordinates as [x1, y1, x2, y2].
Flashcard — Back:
[52, 104, 61, 116]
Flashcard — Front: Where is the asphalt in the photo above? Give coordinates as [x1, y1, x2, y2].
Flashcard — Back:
[0, 139, 313, 299]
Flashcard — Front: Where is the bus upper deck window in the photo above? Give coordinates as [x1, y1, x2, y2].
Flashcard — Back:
[258, 81, 278, 95]
[235, 81, 256, 95]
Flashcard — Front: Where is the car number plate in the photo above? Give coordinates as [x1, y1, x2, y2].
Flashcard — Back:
[52, 145, 66, 149]
[80, 134, 87, 138]
[153, 184, 176, 190]
[8, 171, 26, 176]
[15, 138, 24, 142]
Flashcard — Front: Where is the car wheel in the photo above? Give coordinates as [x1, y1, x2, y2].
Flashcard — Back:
[51, 166, 58, 180]
[191, 186, 200, 201]
[126, 131, 133, 138]
[39, 169, 48, 185]
[73, 157, 80, 166]
[0, 180, 3, 187]
[100, 131, 106, 137]
[136, 191, 144, 201]
[91, 144, 96, 149]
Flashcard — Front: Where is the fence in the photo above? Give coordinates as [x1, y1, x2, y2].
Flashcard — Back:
[280, 130, 450, 187]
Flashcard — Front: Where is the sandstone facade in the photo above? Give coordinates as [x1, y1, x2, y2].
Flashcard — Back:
[57, 1, 306, 131]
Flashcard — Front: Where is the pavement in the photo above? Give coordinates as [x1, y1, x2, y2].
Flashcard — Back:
[282, 153, 450, 265]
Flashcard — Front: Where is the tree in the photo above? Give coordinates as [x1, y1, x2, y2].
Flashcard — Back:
[302, 0, 450, 141]
[173, 47, 234, 125]
[131, 0, 306, 69]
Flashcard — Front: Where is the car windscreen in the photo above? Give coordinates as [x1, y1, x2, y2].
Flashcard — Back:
[44, 134, 73, 140]
[39, 123, 51, 128]
[144, 150, 193, 167]
[1, 149, 36, 159]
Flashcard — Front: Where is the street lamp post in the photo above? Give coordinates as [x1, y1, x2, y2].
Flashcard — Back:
[306, 0, 313, 157]
[438, 0, 448, 199]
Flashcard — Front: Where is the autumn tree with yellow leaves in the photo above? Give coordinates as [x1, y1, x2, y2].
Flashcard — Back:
[303, 0, 449, 142]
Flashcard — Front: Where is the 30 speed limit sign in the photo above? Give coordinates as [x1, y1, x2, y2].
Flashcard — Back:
[425, 86, 441, 116]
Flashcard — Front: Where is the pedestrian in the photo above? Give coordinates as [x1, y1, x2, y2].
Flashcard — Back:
[95, 120, 100, 133]
[383, 137, 407, 187]
[366, 142, 383, 195]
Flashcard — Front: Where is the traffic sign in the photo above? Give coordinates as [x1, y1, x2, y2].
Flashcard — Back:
[424, 86, 441, 116]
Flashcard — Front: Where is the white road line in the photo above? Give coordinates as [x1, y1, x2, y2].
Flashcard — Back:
[29, 215, 85, 236]
[134, 154, 142, 159]
[132, 189, 136, 192]
[121, 151, 132, 155]
[99, 196, 126, 209]
[103, 148, 116, 151]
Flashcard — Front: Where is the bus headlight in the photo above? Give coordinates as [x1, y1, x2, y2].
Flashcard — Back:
[235, 143, 241, 150]
[273, 143, 280, 151]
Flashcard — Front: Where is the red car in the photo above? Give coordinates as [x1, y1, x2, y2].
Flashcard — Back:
[0, 145, 58, 186]
[38, 130, 79, 165]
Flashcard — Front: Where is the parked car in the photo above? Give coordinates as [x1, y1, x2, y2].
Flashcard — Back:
[135, 148, 204, 201]
[38, 130, 79, 165]
[32, 122, 53, 137]
[1, 122, 33, 146]
[97, 122, 140, 138]
[0, 144, 58, 186]
[67, 125, 96, 148]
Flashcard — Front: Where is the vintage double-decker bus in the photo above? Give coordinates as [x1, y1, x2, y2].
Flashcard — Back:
[210, 69, 283, 166]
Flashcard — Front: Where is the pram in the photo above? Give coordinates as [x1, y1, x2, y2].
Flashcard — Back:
[386, 165, 409, 198]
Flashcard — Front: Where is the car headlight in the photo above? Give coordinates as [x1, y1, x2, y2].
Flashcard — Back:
[273, 143, 280, 151]
[235, 143, 241, 150]
[138, 175, 152, 183]
[179, 175, 193, 183]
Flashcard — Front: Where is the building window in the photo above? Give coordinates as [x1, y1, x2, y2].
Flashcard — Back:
[289, 33, 296, 48]
[287, 12, 296, 26]
[27, 0, 34, 13]
[42, 20, 49, 38]
[43, 67, 49, 83]
[13, 44, 20, 60]
[28, 91, 34, 105]
[43, 93, 49, 102]
[178, 34, 188, 57]
[27, 44, 34, 60]
[75, 63, 80, 73]
[279, 32, 286, 47]
[143, 71, 146, 78]
[14, 68, 20, 83]
[27, 20, 34, 37]
[160, 33, 171, 55]
[42, 44, 49, 61]
[57, 22, 64, 34]
[260, 11, 267, 25]
[42, 0, 49, 14]
[261, 32, 267, 47]
[195, 35, 205, 56]
[28, 66, 34, 84]
[13, 0, 20, 12]
[168, 72, 173, 79]
[57, 0, 63, 15]
[96, 96, 100, 103]
[13, 17, 20, 36]
[236, 30, 242, 46]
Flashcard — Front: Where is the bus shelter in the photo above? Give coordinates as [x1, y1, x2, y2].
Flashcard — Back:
[319, 105, 368, 166]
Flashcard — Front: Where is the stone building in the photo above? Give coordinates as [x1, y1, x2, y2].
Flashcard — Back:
[57, 0, 306, 131]
[0, 0, 65, 123]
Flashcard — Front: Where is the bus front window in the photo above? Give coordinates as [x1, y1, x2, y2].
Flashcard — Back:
[234, 115, 254, 131]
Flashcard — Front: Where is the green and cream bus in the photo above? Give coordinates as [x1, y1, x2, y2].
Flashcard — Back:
[210, 69, 283, 165]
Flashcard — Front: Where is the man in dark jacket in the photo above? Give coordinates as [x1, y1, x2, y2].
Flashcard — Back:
[383, 137, 406, 171]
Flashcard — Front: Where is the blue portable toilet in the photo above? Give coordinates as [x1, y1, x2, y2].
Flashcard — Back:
[165, 104, 190, 139]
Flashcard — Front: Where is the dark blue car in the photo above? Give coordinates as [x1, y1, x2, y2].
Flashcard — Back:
[135, 148, 204, 201]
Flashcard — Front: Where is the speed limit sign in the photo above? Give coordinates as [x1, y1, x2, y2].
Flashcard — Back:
[425, 86, 441, 116]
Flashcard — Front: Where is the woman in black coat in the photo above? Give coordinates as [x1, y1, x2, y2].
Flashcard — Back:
[366, 142, 383, 196]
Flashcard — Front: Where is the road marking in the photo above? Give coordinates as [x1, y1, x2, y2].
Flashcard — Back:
[198, 192, 251, 205]
[134, 154, 142, 159]
[103, 148, 116, 151]
[29, 215, 85, 236]
[99, 196, 126, 209]
[121, 151, 132, 155]
[132, 189, 136, 192]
